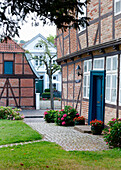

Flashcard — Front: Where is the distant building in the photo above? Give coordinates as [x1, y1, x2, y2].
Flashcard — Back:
[0, 37, 39, 109]
[23, 33, 61, 95]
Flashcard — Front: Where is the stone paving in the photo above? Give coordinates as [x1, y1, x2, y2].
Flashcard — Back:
[24, 118, 109, 151]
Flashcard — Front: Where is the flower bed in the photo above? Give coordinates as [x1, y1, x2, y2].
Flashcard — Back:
[73, 116, 85, 125]
[55, 106, 79, 126]
[0, 106, 24, 120]
[44, 110, 58, 123]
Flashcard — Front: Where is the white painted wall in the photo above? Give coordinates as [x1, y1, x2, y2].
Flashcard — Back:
[23, 34, 61, 92]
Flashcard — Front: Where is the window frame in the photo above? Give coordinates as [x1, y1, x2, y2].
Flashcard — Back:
[105, 56, 118, 105]
[83, 59, 92, 99]
[114, 0, 121, 15]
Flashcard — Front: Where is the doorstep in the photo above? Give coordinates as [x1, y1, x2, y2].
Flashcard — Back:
[74, 125, 91, 133]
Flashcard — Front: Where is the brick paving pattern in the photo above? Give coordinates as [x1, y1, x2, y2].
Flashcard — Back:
[24, 118, 109, 151]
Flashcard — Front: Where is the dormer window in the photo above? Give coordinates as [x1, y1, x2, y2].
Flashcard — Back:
[34, 43, 42, 49]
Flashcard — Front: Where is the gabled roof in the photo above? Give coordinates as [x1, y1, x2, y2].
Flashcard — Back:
[0, 37, 25, 52]
[22, 33, 55, 48]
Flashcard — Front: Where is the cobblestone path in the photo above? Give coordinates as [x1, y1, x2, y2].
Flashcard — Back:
[24, 118, 108, 151]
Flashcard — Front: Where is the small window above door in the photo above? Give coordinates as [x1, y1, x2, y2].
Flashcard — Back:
[4, 61, 13, 74]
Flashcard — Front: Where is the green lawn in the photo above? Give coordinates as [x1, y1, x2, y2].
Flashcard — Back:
[0, 120, 42, 145]
[0, 120, 121, 169]
[0, 142, 120, 169]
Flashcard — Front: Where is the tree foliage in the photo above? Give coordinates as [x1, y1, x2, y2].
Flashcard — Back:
[0, 0, 90, 38]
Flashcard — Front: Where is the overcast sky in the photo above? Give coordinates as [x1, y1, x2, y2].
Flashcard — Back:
[14, 20, 56, 42]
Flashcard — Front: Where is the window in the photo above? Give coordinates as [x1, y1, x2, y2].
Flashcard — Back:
[93, 58, 104, 70]
[34, 43, 42, 49]
[83, 60, 92, 98]
[4, 61, 13, 74]
[115, 0, 121, 15]
[106, 56, 118, 104]
[35, 56, 44, 68]
[53, 76, 56, 80]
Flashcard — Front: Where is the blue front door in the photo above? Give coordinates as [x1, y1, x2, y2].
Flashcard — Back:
[88, 71, 105, 124]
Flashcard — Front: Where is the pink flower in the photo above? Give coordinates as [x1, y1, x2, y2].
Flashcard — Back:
[61, 109, 64, 111]
[61, 117, 64, 120]
[13, 117, 15, 120]
[106, 142, 108, 145]
[21, 115, 24, 119]
[76, 113, 79, 116]
[58, 118, 60, 120]
[43, 98, 45, 100]
[112, 118, 116, 121]
[63, 114, 67, 118]
[44, 112, 48, 115]
[62, 121, 66, 125]
[69, 107, 72, 109]
[58, 114, 60, 116]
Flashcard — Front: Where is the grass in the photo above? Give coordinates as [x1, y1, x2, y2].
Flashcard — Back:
[0, 120, 42, 145]
[0, 142, 120, 169]
[0, 120, 121, 169]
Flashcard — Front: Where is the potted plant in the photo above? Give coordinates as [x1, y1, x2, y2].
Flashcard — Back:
[90, 119, 103, 135]
[73, 116, 85, 125]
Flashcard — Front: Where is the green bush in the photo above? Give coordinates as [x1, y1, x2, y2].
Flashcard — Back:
[0, 106, 24, 120]
[55, 105, 79, 126]
[44, 110, 58, 123]
[45, 89, 50, 92]
[103, 118, 121, 148]
[42, 92, 51, 98]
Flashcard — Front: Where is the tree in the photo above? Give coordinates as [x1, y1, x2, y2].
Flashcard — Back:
[0, 0, 90, 38]
[30, 39, 60, 109]
[47, 35, 56, 45]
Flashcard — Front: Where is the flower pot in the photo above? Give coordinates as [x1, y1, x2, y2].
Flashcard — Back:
[91, 126, 103, 135]
[75, 120, 85, 125]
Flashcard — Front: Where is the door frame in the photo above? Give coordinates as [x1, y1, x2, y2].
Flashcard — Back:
[88, 70, 106, 124]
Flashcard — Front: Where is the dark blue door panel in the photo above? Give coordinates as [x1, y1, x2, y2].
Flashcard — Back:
[88, 71, 105, 124]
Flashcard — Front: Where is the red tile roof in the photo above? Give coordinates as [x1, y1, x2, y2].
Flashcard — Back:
[0, 37, 25, 52]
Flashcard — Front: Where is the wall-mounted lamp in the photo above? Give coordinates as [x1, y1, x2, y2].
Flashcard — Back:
[76, 65, 82, 76]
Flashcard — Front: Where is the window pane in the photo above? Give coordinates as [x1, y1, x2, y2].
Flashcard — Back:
[88, 60, 92, 71]
[116, 1, 121, 13]
[106, 58, 111, 71]
[84, 87, 86, 97]
[106, 75, 111, 88]
[106, 89, 110, 101]
[111, 89, 116, 102]
[112, 57, 117, 70]
[112, 75, 117, 88]
[84, 61, 87, 72]
[94, 59, 104, 69]
[84, 76, 87, 86]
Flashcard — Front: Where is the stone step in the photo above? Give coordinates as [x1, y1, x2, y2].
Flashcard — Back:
[24, 115, 44, 118]
[74, 125, 91, 133]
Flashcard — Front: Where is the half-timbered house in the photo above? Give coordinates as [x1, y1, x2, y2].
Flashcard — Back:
[56, 0, 121, 124]
[0, 37, 38, 109]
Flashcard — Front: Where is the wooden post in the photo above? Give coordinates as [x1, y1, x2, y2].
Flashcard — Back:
[116, 54, 120, 118]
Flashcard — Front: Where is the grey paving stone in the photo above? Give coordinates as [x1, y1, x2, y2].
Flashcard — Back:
[24, 118, 109, 151]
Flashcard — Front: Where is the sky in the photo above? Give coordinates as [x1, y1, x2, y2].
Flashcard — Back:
[14, 20, 56, 43]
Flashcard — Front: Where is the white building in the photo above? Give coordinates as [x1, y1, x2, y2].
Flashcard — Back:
[23, 33, 61, 95]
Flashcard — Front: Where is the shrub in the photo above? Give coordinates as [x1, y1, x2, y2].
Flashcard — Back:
[45, 89, 50, 92]
[55, 105, 78, 126]
[0, 106, 24, 120]
[103, 118, 121, 148]
[44, 110, 58, 123]
[42, 92, 51, 99]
